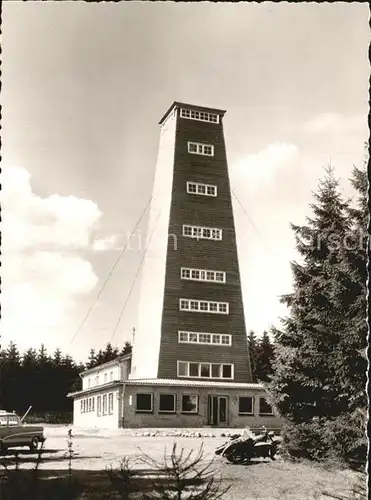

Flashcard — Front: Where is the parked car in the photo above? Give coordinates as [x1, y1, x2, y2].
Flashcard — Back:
[0, 410, 46, 453]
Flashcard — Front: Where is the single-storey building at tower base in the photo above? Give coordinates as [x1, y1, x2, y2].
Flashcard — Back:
[67, 356, 282, 430]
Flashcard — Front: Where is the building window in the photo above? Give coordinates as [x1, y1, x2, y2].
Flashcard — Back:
[159, 394, 176, 413]
[108, 393, 114, 414]
[95, 375, 99, 386]
[110, 371, 113, 381]
[91, 397, 95, 412]
[136, 393, 153, 413]
[180, 108, 219, 123]
[177, 361, 234, 380]
[181, 267, 226, 284]
[178, 331, 231, 346]
[259, 397, 274, 415]
[186, 181, 217, 197]
[179, 299, 229, 315]
[104, 373, 107, 384]
[80, 400, 84, 413]
[88, 398, 92, 412]
[239, 397, 254, 415]
[182, 224, 222, 241]
[103, 394, 107, 415]
[97, 396, 102, 416]
[187, 141, 214, 156]
[181, 395, 198, 413]
[87, 378, 91, 388]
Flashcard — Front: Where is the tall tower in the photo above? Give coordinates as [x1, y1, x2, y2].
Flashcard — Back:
[130, 102, 252, 384]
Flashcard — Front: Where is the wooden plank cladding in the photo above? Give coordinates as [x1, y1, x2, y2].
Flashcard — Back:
[156, 103, 252, 383]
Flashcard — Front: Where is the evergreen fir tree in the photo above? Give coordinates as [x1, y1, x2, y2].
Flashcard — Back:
[247, 331, 258, 382]
[120, 341, 132, 356]
[268, 166, 366, 465]
[255, 331, 275, 383]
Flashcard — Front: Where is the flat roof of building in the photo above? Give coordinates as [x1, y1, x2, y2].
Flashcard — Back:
[159, 101, 227, 125]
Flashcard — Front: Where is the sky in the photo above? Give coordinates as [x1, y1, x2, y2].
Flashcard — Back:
[1, 2, 369, 363]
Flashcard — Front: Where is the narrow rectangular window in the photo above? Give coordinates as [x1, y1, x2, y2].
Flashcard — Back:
[102, 394, 107, 415]
[177, 361, 234, 380]
[108, 393, 114, 414]
[183, 224, 222, 241]
[179, 299, 229, 315]
[180, 267, 226, 284]
[178, 331, 231, 346]
[186, 181, 217, 197]
[180, 108, 219, 124]
[187, 142, 214, 157]
[97, 396, 102, 416]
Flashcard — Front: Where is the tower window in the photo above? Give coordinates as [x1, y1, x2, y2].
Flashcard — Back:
[179, 298, 229, 315]
[188, 142, 214, 157]
[177, 361, 234, 380]
[186, 181, 217, 197]
[181, 267, 226, 283]
[180, 108, 219, 123]
[182, 225, 222, 241]
[178, 331, 232, 346]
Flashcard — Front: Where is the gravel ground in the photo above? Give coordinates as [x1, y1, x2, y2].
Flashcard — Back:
[0, 425, 362, 500]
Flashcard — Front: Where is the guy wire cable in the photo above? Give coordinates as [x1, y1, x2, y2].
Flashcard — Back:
[231, 188, 276, 259]
[108, 205, 163, 345]
[68, 195, 153, 347]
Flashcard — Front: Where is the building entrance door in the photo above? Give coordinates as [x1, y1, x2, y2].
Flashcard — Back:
[208, 396, 228, 426]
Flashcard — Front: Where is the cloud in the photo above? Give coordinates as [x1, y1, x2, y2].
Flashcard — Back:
[1, 165, 103, 253]
[231, 142, 299, 192]
[1, 164, 101, 351]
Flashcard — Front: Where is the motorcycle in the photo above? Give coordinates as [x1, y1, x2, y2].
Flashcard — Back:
[215, 428, 280, 464]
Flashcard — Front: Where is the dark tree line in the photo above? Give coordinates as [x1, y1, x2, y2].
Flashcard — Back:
[268, 161, 368, 469]
[86, 341, 132, 369]
[0, 341, 132, 415]
[247, 330, 275, 383]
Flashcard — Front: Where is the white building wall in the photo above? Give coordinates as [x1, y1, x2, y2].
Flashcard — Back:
[73, 387, 121, 429]
[82, 365, 121, 391]
[130, 108, 177, 379]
